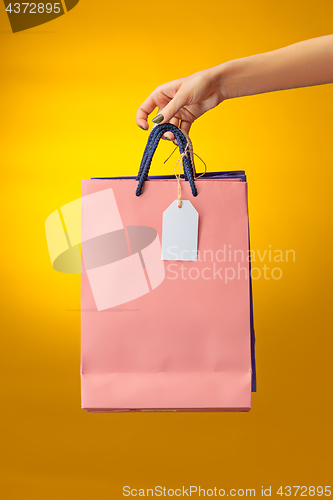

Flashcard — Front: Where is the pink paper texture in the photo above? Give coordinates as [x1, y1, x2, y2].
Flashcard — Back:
[81, 178, 252, 412]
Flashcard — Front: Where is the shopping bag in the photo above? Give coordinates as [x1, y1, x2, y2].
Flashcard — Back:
[80, 124, 256, 412]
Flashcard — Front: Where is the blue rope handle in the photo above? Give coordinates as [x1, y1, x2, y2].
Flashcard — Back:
[136, 123, 197, 197]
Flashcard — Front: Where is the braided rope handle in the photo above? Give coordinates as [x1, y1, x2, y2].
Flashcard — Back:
[136, 124, 198, 197]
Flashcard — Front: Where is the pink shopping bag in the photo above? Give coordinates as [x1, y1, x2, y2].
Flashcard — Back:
[80, 125, 255, 412]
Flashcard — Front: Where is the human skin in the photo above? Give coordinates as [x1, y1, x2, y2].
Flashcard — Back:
[136, 35, 333, 141]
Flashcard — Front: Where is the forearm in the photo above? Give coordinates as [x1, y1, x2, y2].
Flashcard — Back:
[215, 35, 333, 99]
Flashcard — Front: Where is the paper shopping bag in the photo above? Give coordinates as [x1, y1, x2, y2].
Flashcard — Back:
[80, 124, 256, 412]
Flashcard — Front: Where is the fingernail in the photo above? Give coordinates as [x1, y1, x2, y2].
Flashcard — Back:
[140, 126, 147, 130]
[165, 137, 172, 141]
[152, 114, 164, 124]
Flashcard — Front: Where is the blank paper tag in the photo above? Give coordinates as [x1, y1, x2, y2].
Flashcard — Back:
[161, 200, 199, 261]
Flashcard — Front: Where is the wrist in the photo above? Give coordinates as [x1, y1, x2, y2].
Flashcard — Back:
[212, 59, 246, 100]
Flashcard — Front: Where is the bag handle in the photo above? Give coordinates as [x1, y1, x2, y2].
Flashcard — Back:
[136, 123, 198, 197]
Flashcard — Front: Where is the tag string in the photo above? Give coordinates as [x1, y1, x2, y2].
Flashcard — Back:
[164, 133, 207, 208]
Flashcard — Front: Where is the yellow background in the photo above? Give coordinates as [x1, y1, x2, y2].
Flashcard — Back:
[1, 1, 332, 498]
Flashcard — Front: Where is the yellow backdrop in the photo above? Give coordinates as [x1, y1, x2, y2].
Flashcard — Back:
[1, 0, 332, 498]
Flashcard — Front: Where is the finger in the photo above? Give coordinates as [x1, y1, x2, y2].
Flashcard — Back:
[180, 120, 192, 136]
[163, 117, 179, 141]
[171, 120, 192, 147]
[153, 89, 188, 125]
[136, 93, 159, 130]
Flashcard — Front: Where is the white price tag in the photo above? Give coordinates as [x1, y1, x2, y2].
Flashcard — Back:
[161, 200, 199, 261]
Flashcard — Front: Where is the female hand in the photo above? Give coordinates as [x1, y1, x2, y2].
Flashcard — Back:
[136, 35, 333, 142]
[136, 68, 227, 141]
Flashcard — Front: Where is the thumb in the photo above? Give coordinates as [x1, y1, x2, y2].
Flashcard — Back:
[152, 90, 188, 124]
